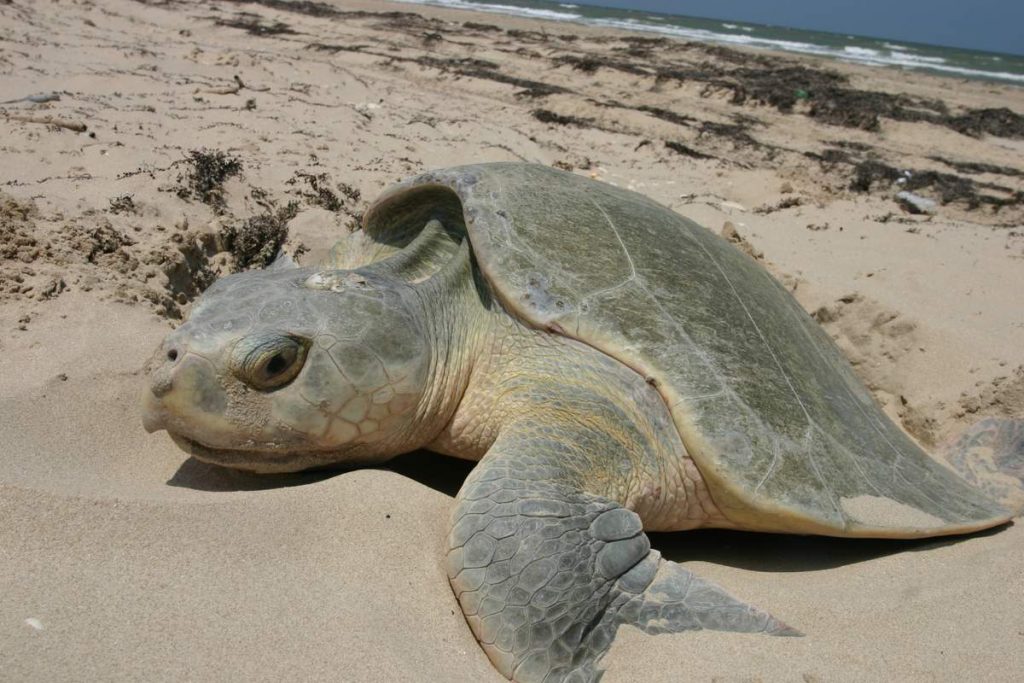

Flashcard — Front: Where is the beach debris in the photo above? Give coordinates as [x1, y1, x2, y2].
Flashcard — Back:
[214, 14, 296, 37]
[199, 74, 270, 96]
[755, 196, 803, 214]
[719, 200, 747, 213]
[220, 202, 298, 271]
[850, 159, 1021, 209]
[664, 140, 714, 160]
[928, 156, 1024, 178]
[462, 21, 501, 32]
[653, 54, 1022, 137]
[638, 105, 697, 127]
[108, 195, 137, 215]
[532, 109, 593, 128]
[201, 75, 245, 96]
[896, 191, 938, 215]
[3, 113, 86, 132]
[286, 171, 359, 213]
[554, 53, 651, 76]
[400, 54, 568, 98]
[175, 149, 243, 211]
[697, 120, 761, 150]
[1, 92, 61, 105]
[947, 107, 1024, 139]
[721, 221, 763, 259]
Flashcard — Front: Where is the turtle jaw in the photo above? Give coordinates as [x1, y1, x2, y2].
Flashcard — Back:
[168, 432, 317, 473]
[140, 379, 310, 473]
[167, 433, 397, 473]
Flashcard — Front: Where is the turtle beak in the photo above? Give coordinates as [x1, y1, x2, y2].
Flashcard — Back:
[140, 342, 180, 434]
[141, 389, 166, 434]
[139, 338, 233, 446]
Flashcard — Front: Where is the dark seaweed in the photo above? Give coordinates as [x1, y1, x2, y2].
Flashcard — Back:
[664, 141, 714, 160]
[176, 149, 243, 210]
[637, 105, 696, 127]
[221, 202, 298, 270]
[462, 21, 501, 32]
[850, 160, 1022, 209]
[214, 13, 295, 36]
[553, 54, 650, 76]
[928, 157, 1024, 178]
[533, 109, 594, 127]
[946, 108, 1024, 139]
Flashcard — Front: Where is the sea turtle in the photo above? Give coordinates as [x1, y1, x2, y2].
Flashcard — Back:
[141, 163, 1023, 682]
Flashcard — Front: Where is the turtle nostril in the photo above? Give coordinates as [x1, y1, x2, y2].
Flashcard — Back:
[167, 348, 179, 363]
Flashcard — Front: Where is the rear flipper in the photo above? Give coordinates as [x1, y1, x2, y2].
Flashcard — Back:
[941, 418, 1024, 515]
[447, 446, 796, 683]
[619, 552, 799, 637]
[560, 550, 798, 682]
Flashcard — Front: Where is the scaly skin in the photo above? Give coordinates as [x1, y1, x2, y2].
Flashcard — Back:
[143, 239, 795, 682]
[415, 246, 796, 681]
[437, 315, 797, 681]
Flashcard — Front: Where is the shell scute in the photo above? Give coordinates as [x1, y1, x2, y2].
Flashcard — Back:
[364, 163, 1009, 536]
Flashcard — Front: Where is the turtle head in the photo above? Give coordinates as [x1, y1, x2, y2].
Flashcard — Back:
[141, 265, 433, 473]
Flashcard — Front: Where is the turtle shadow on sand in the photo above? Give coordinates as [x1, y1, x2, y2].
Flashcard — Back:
[167, 456, 339, 491]
[169, 448, 1009, 574]
[166, 448, 472, 493]
[649, 522, 1010, 573]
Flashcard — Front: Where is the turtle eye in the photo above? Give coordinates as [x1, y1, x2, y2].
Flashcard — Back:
[232, 335, 308, 391]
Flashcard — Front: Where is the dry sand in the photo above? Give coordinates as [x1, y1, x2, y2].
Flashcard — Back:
[1, 0, 1022, 680]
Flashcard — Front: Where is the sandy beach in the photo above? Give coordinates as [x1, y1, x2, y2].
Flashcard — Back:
[1, 0, 1022, 680]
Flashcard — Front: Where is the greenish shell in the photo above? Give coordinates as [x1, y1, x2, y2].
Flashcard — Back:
[360, 163, 1008, 537]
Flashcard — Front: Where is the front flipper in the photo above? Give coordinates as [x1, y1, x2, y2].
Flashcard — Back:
[447, 435, 796, 683]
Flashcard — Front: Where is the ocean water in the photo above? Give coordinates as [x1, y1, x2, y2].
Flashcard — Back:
[397, 0, 1024, 85]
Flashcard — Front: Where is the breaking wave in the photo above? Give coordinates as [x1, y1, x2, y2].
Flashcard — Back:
[398, 0, 1024, 84]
